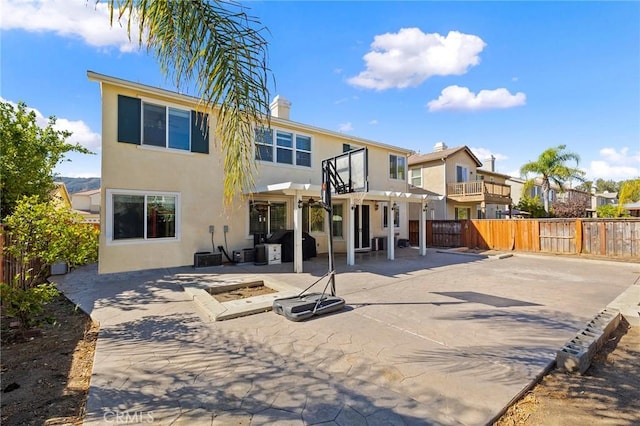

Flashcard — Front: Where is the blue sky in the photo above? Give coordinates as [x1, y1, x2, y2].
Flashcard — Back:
[2, 0, 639, 184]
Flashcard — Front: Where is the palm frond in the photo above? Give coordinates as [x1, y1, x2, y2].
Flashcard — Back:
[107, 0, 272, 204]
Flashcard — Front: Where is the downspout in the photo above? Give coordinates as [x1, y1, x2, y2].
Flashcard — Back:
[442, 158, 447, 219]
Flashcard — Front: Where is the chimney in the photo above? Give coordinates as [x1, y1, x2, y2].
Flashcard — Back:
[269, 95, 291, 120]
[486, 155, 496, 172]
[433, 142, 448, 152]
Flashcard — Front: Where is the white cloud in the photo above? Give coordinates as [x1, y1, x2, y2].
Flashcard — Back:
[470, 147, 508, 163]
[369, 119, 378, 125]
[55, 118, 102, 151]
[348, 29, 486, 90]
[1, 97, 101, 151]
[1, 0, 139, 52]
[338, 122, 353, 132]
[427, 85, 526, 111]
[588, 147, 640, 180]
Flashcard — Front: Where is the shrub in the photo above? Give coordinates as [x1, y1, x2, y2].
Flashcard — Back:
[0, 280, 59, 329]
[1, 196, 98, 330]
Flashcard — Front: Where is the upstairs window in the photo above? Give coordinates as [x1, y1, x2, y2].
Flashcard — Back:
[255, 127, 312, 167]
[143, 103, 191, 150]
[456, 165, 469, 182]
[117, 95, 209, 154]
[389, 154, 406, 180]
[410, 168, 422, 187]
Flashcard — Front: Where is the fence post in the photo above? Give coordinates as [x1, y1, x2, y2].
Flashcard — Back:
[575, 219, 583, 254]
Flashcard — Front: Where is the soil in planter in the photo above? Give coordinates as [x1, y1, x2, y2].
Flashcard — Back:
[208, 284, 277, 302]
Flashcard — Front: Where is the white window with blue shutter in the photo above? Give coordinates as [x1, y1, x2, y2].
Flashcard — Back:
[117, 95, 209, 154]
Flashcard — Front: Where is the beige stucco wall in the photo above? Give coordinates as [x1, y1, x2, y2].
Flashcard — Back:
[97, 79, 413, 273]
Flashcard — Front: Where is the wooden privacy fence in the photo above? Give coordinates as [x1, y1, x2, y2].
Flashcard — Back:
[409, 219, 640, 259]
[1, 226, 42, 288]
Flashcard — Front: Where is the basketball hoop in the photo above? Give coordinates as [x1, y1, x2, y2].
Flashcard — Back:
[349, 191, 367, 210]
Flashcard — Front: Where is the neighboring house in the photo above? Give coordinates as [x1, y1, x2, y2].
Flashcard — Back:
[588, 191, 618, 217]
[506, 176, 526, 207]
[88, 71, 436, 274]
[619, 202, 640, 217]
[509, 176, 591, 212]
[51, 182, 72, 209]
[407, 143, 512, 220]
[71, 189, 101, 225]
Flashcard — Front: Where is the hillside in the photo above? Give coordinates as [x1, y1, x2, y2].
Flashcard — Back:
[58, 177, 101, 194]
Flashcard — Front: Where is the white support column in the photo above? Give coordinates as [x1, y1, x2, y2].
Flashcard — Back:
[419, 201, 427, 256]
[347, 197, 355, 265]
[293, 192, 303, 273]
[387, 199, 395, 260]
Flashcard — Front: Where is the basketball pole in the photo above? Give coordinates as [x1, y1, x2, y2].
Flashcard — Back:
[321, 168, 337, 297]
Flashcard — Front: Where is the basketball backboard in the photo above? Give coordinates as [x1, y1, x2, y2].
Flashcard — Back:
[323, 147, 368, 194]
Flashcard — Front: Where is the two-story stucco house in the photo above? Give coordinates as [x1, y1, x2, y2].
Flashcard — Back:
[407, 143, 512, 220]
[89, 71, 436, 274]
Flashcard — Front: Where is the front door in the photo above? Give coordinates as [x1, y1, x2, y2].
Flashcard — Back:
[354, 205, 370, 250]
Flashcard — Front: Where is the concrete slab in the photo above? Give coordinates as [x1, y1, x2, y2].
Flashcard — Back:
[54, 248, 640, 425]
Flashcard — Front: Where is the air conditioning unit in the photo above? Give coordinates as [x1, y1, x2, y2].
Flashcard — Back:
[194, 252, 222, 268]
[233, 248, 255, 264]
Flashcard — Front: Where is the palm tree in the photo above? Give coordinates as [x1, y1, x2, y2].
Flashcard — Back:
[107, 0, 271, 203]
[520, 145, 585, 214]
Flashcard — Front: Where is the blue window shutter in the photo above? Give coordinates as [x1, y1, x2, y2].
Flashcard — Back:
[191, 111, 209, 154]
[117, 95, 141, 144]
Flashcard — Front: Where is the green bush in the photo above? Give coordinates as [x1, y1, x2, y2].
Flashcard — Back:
[1, 196, 98, 330]
[0, 280, 59, 329]
[516, 195, 548, 218]
[3, 196, 99, 288]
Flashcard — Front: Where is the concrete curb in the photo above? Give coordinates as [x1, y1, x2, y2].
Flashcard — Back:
[182, 276, 299, 321]
[435, 248, 513, 260]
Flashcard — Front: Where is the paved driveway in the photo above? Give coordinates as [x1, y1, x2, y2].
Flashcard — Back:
[56, 249, 639, 425]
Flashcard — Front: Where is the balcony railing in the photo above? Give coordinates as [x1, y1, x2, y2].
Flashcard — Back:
[447, 181, 511, 200]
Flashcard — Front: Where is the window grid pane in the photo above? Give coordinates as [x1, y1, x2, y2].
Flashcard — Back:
[168, 108, 190, 151]
[310, 206, 324, 232]
[270, 203, 286, 232]
[143, 103, 166, 147]
[146, 195, 176, 238]
[397, 157, 406, 180]
[276, 131, 293, 148]
[255, 128, 274, 162]
[113, 195, 145, 240]
[389, 155, 398, 179]
[296, 135, 311, 151]
[277, 147, 293, 164]
[296, 151, 311, 167]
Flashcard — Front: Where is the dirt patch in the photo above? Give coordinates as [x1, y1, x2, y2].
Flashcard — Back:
[1, 293, 98, 426]
[208, 283, 276, 302]
[495, 319, 640, 425]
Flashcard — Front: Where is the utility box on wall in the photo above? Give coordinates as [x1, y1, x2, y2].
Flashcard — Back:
[194, 252, 222, 268]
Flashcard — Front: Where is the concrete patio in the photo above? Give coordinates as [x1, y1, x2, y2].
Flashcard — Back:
[55, 248, 639, 425]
